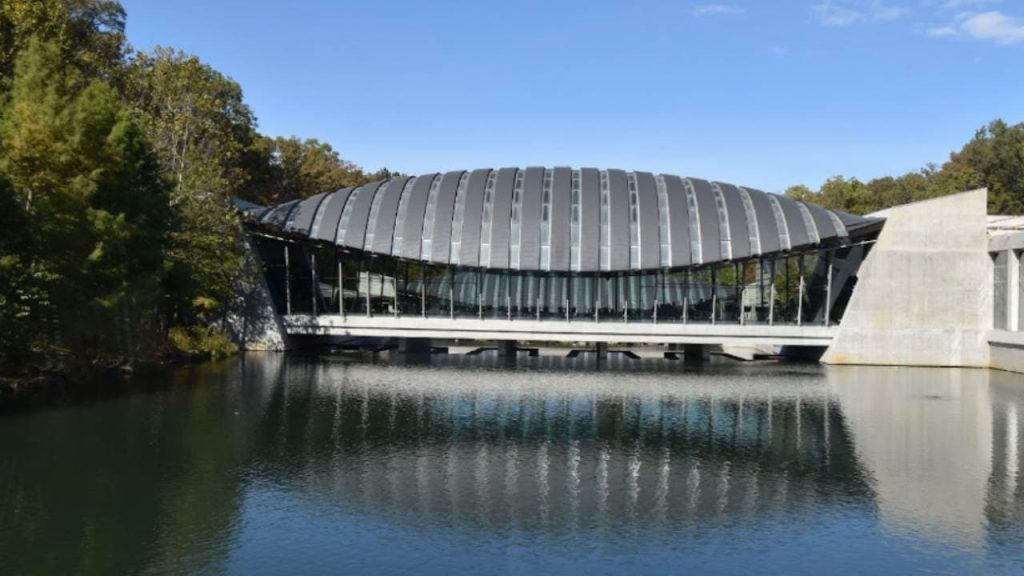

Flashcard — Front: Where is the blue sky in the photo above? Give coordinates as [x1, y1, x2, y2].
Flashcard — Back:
[120, 0, 1024, 192]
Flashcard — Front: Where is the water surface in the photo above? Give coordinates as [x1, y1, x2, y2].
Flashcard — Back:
[1, 354, 1023, 575]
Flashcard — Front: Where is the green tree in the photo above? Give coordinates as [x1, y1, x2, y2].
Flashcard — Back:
[784, 184, 814, 202]
[263, 136, 368, 203]
[0, 39, 169, 369]
[124, 47, 258, 322]
[0, 0, 126, 83]
[944, 119, 1024, 215]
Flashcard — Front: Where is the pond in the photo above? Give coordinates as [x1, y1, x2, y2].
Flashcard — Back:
[1, 354, 1022, 575]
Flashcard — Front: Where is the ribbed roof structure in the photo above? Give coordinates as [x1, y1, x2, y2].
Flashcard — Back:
[249, 168, 876, 272]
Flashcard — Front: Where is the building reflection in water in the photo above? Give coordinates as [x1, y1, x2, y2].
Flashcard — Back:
[240, 354, 1024, 549]
[245, 355, 874, 534]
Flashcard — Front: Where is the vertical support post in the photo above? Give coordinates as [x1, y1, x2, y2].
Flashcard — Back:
[284, 244, 291, 316]
[507, 295, 512, 321]
[365, 267, 371, 319]
[566, 298, 570, 322]
[595, 298, 600, 323]
[421, 274, 426, 318]
[769, 283, 775, 326]
[711, 268, 718, 325]
[824, 253, 833, 326]
[797, 275, 804, 327]
[311, 252, 317, 316]
[739, 287, 745, 326]
[653, 299, 658, 324]
[479, 272, 484, 320]
[394, 276, 399, 318]
[338, 258, 345, 318]
[683, 297, 688, 324]
[449, 269, 454, 319]
[735, 262, 741, 324]
[536, 297, 541, 322]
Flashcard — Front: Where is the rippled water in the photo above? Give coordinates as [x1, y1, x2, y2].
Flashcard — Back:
[1, 354, 1023, 575]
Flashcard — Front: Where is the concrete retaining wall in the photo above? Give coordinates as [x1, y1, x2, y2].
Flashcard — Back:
[823, 189, 992, 368]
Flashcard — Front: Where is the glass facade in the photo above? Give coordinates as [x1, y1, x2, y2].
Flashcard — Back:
[254, 235, 868, 327]
[683, 179, 702, 265]
[445, 173, 468, 262]
[767, 195, 791, 251]
[993, 251, 1009, 330]
[510, 171, 524, 269]
[390, 177, 417, 256]
[628, 173, 640, 269]
[570, 170, 582, 271]
[711, 183, 731, 260]
[419, 174, 443, 260]
[600, 171, 610, 271]
[655, 175, 671, 267]
[540, 169, 553, 270]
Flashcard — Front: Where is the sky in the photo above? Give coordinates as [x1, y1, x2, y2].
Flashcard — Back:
[119, 0, 1024, 192]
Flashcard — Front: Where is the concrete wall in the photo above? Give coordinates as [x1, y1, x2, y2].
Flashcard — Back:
[823, 189, 992, 368]
[222, 239, 291, 351]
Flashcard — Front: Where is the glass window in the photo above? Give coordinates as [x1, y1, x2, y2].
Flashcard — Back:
[445, 173, 469, 263]
[335, 185, 366, 245]
[309, 191, 334, 239]
[363, 180, 391, 251]
[683, 179, 702, 265]
[797, 202, 820, 244]
[391, 177, 418, 256]
[570, 170, 581, 271]
[711, 183, 731, 260]
[510, 170, 524, 269]
[628, 173, 640, 270]
[994, 251, 1009, 330]
[540, 169, 553, 270]
[1018, 250, 1024, 332]
[479, 171, 497, 267]
[767, 195, 791, 251]
[828, 211, 848, 239]
[655, 175, 671, 267]
[418, 175, 443, 260]
[600, 171, 610, 271]
[737, 187, 761, 255]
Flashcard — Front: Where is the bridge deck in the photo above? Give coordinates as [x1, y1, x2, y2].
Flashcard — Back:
[283, 315, 836, 346]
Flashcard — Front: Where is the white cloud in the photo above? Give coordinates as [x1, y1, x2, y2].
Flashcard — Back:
[926, 10, 1024, 44]
[938, 0, 1000, 10]
[925, 25, 959, 36]
[691, 4, 746, 17]
[812, 1, 909, 27]
[961, 11, 1024, 44]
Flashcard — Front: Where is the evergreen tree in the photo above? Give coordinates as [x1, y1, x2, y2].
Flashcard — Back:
[0, 39, 168, 369]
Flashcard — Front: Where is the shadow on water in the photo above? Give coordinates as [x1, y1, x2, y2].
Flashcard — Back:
[1, 353, 1023, 575]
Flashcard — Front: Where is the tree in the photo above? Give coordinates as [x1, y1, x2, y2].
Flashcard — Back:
[0, 0, 126, 83]
[261, 136, 368, 204]
[944, 119, 1024, 215]
[784, 184, 814, 203]
[124, 48, 258, 322]
[0, 39, 169, 368]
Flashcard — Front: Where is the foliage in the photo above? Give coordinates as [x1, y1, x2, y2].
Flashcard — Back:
[167, 325, 237, 359]
[257, 136, 369, 204]
[0, 39, 169, 370]
[0, 0, 126, 83]
[787, 119, 1024, 215]
[124, 47, 254, 323]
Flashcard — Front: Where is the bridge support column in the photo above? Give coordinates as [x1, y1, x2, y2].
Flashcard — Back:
[498, 340, 517, 357]
[397, 337, 432, 355]
[683, 344, 710, 364]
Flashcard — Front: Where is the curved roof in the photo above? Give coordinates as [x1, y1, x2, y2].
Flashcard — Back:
[252, 168, 875, 272]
